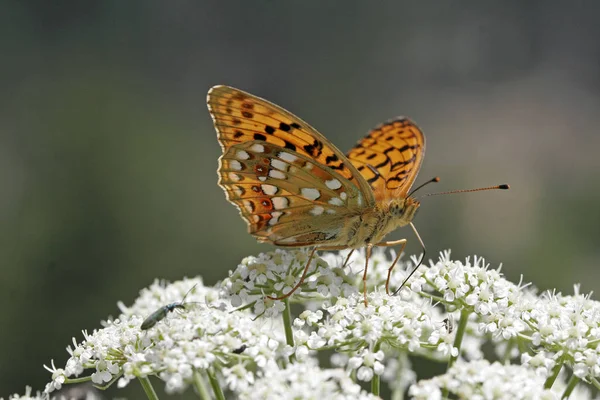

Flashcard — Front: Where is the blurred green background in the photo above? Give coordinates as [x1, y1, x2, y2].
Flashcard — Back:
[2, 1, 600, 397]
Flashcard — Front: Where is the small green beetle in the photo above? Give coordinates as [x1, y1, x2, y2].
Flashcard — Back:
[141, 284, 198, 330]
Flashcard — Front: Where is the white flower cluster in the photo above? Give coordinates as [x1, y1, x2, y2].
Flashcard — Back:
[220, 249, 359, 316]
[523, 286, 600, 381]
[294, 291, 453, 381]
[409, 251, 537, 338]
[44, 278, 287, 395]
[237, 360, 381, 400]
[409, 359, 557, 399]
[39, 249, 600, 398]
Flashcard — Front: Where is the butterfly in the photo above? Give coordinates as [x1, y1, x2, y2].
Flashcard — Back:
[140, 284, 198, 330]
[207, 86, 508, 305]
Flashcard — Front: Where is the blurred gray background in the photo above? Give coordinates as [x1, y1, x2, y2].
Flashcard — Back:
[2, 1, 600, 397]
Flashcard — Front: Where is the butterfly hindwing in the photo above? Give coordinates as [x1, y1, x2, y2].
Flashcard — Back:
[346, 117, 425, 200]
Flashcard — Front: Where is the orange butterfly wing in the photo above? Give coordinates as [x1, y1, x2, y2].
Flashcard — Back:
[207, 85, 374, 202]
[207, 86, 376, 247]
[346, 117, 426, 201]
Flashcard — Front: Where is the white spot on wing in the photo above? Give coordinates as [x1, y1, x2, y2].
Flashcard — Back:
[236, 150, 250, 160]
[272, 197, 289, 210]
[325, 179, 342, 190]
[301, 188, 320, 201]
[229, 172, 241, 182]
[357, 193, 364, 207]
[271, 159, 288, 171]
[242, 200, 253, 213]
[329, 197, 344, 206]
[233, 187, 243, 197]
[230, 160, 242, 171]
[251, 215, 260, 223]
[340, 192, 347, 200]
[269, 211, 283, 226]
[278, 152, 297, 163]
[310, 206, 324, 216]
[250, 144, 265, 153]
[261, 184, 278, 195]
[259, 176, 267, 182]
[269, 170, 286, 180]
[326, 209, 336, 214]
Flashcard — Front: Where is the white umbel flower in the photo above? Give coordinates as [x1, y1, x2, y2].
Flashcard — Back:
[409, 359, 557, 400]
[238, 360, 381, 400]
[44, 278, 288, 395]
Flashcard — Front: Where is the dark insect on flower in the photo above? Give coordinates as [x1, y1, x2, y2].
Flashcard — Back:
[232, 344, 247, 354]
[140, 284, 198, 330]
[443, 316, 454, 334]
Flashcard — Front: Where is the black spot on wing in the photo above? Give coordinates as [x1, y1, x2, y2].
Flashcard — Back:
[284, 141, 296, 151]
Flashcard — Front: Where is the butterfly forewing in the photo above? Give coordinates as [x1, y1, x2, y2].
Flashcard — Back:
[207, 85, 375, 206]
[218, 140, 363, 246]
[346, 117, 425, 200]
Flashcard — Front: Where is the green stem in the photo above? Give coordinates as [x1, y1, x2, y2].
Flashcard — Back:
[65, 376, 92, 385]
[591, 377, 600, 391]
[442, 309, 470, 399]
[371, 373, 380, 396]
[448, 309, 470, 369]
[371, 342, 381, 396]
[138, 377, 159, 400]
[561, 374, 580, 399]
[193, 370, 212, 400]
[207, 368, 226, 400]
[544, 363, 562, 389]
[282, 298, 296, 362]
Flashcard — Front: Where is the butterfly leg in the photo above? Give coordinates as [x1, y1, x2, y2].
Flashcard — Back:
[373, 238, 407, 295]
[267, 245, 349, 301]
[341, 249, 355, 268]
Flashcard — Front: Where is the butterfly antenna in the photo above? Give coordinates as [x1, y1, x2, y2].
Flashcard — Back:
[407, 176, 440, 197]
[180, 283, 199, 305]
[393, 222, 426, 295]
[418, 184, 510, 199]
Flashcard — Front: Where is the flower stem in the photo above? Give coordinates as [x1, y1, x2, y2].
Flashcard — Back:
[371, 342, 381, 396]
[65, 376, 92, 385]
[207, 367, 226, 400]
[193, 369, 212, 400]
[561, 374, 580, 399]
[447, 309, 470, 369]
[371, 373, 380, 396]
[282, 298, 296, 362]
[544, 363, 562, 389]
[138, 377, 159, 400]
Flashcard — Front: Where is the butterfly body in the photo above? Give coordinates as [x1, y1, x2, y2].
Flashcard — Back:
[332, 197, 420, 249]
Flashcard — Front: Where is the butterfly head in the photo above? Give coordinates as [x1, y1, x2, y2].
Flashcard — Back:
[388, 197, 420, 227]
